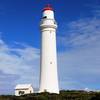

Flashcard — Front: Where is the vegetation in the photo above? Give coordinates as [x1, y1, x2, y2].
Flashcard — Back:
[0, 90, 100, 100]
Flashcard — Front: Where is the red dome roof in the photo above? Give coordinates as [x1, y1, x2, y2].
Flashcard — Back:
[43, 4, 53, 11]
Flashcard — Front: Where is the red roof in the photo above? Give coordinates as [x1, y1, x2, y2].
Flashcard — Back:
[43, 4, 53, 11]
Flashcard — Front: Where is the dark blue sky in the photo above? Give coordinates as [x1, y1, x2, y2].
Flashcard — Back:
[0, 0, 97, 48]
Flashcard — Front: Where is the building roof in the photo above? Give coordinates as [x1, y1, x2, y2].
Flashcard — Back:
[15, 84, 32, 90]
[43, 4, 53, 11]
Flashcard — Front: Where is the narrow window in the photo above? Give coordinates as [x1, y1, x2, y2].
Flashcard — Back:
[44, 89, 47, 92]
[50, 62, 52, 64]
[30, 91, 31, 93]
[43, 16, 47, 19]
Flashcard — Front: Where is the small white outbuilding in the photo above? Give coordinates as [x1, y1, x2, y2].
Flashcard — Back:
[15, 84, 34, 96]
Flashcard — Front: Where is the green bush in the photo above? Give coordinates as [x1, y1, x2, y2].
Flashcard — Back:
[0, 90, 100, 100]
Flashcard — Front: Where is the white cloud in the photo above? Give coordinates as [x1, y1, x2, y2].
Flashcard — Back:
[58, 44, 100, 90]
[0, 39, 40, 94]
[57, 9, 100, 90]
[58, 17, 100, 49]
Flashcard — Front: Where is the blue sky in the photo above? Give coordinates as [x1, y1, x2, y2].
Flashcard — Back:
[0, 0, 100, 94]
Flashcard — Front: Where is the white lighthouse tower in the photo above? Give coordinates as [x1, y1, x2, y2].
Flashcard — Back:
[39, 4, 59, 94]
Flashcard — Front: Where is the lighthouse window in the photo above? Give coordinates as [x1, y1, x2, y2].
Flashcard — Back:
[43, 16, 47, 19]
[44, 89, 47, 92]
[50, 62, 52, 64]
[54, 21, 57, 24]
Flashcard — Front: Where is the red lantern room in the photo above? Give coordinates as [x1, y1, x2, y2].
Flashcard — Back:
[43, 4, 53, 11]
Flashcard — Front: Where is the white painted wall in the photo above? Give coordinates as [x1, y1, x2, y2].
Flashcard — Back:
[39, 9, 59, 94]
[15, 86, 34, 96]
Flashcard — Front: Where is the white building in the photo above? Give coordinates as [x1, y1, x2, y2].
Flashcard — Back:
[39, 4, 59, 94]
[15, 84, 34, 96]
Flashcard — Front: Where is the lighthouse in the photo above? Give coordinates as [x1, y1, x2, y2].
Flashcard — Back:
[39, 4, 59, 94]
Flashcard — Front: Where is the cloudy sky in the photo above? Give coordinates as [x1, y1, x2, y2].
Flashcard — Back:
[0, 0, 100, 94]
